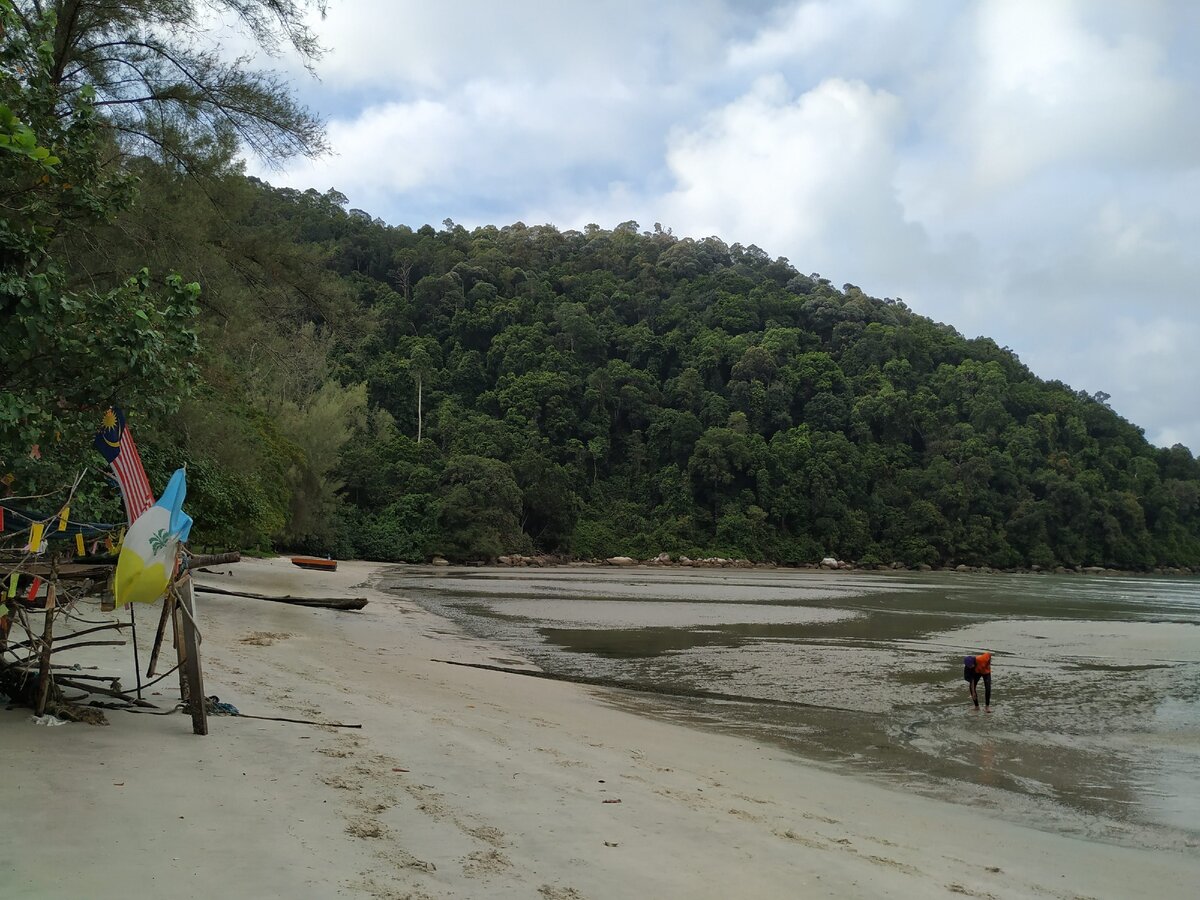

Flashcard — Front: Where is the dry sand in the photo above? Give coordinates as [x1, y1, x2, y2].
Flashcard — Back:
[3, 557, 1198, 899]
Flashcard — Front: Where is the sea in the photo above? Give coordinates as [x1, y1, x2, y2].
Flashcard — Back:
[379, 566, 1200, 851]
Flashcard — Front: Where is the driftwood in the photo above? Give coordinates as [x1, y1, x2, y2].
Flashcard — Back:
[57, 677, 159, 709]
[0, 661, 109, 725]
[185, 551, 242, 569]
[4, 620, 126, 652]
[46, 639, 126, 654]
[194, 584, 367, 610]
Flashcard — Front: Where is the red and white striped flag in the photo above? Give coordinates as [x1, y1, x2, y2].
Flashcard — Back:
[95, 408, 155, 525]
[112, 428, 154, 524]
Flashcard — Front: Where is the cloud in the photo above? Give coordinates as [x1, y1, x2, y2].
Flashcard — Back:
[958, 0, 1195, 194]
[657, 76, 928, 270]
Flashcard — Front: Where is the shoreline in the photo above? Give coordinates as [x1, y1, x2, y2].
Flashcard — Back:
[421, 553, 1198, 578]
[4, 557, 1198, 899]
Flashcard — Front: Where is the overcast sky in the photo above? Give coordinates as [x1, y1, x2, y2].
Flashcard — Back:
[248, 0, 1200, 453]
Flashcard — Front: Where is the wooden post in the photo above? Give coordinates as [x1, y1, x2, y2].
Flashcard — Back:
[171, 584, 188, 699]
[34, 576, 57, 717]
[176, 575, 207, 735]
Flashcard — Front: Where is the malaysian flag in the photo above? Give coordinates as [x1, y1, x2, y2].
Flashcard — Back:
[95, 408, 155, 524]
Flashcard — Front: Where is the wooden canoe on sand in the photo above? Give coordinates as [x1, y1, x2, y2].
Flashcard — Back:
[290, 556, 338, 572]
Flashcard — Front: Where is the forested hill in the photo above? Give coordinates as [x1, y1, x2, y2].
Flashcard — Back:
[181, 182, 1200, 570]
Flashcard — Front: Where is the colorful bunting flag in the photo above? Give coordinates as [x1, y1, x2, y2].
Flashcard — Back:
[6, 572, 17, 598]
[58, 506, 70, 531]
[26, 576, 42, 601]
[75, 532, 86, 556]
[28, 522, 45, 553]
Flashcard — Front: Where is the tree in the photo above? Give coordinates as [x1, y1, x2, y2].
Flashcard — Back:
[436, 456, 529, 561]
[1, 0, 199, 475]
[7, 0, 327, 171]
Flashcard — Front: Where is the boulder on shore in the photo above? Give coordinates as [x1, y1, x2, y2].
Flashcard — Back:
[820, 557, 840, 569]
[431, 556, 450, 567]
[606, 556, 637, 566]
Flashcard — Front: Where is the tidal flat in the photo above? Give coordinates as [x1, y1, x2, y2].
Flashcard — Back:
[384, 566, 1200, 850]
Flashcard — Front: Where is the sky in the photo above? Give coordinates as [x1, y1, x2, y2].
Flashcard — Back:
[245, 0, 1200, 453]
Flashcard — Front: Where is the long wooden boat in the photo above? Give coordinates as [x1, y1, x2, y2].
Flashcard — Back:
[290, 556, 338, 572]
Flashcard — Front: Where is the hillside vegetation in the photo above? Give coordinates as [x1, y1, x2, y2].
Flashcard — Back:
[212, 189, 1200, 570]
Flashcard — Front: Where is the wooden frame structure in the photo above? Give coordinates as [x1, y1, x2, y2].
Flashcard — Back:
[0, 541, 223, 734]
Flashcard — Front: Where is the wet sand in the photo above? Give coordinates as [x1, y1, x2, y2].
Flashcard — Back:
[389, 566, 1200, 847]
[3, 558, 1199, 899]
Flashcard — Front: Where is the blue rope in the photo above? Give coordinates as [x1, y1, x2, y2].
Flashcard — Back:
[205, 695, 240, 716]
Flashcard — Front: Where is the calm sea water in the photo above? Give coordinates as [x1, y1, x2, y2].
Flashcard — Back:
[380, 566, 1200, 850]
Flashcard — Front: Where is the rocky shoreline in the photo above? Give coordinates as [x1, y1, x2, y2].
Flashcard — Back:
[425, 553, 1196, 577]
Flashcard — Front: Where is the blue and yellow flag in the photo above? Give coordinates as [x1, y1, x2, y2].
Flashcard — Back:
[114, 468, 193, 607]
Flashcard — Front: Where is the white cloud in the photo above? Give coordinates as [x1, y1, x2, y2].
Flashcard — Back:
[312, 0, 737, 92]
[656, 76, 926, 268]
[963, 0, 1192, 191]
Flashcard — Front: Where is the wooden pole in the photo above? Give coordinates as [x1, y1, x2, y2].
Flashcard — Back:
[171, 584, 188, 701]
[129, 603, 143, 699]
[176, 575, 207, 735]
[146, 590, 175, 677]
[34, 574, 57, 717]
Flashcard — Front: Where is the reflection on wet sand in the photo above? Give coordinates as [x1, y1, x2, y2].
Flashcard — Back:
[383, 567, 1200, 849]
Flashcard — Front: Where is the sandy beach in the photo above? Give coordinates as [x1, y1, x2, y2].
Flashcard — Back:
[4, 558, 1198, 899]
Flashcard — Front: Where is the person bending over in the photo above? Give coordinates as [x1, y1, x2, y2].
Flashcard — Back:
[963, 651, 992, 710]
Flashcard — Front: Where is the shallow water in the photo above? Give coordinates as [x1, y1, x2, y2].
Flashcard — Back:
[381, 566, 1200, 849]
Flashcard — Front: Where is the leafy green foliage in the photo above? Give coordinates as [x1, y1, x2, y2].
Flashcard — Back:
[0, 0, 199, 481]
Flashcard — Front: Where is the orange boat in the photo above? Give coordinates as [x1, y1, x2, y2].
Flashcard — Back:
[290, 556, 338, 572]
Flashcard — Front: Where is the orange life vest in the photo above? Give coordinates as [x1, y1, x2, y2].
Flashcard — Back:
[975, 652, 991, 675]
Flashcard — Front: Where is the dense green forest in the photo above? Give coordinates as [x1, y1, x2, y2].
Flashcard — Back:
[3, 1, 1199, 570]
